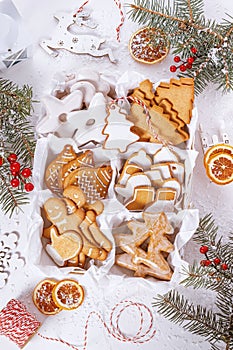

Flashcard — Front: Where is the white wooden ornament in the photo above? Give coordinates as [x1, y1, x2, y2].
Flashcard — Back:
[0, 231, 25, 289]
[40, 10, 116, 63]
[199, 123, 231, 153]
[103, 104, 139, 153]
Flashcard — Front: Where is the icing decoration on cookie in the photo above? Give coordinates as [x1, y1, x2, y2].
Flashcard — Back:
[102, 104, 139, 153]
[161, 178, 181, 199]
[145, 188, 177, 212]
[169, 162, 185, 184]
[144, 169, 164, 187]
[115, 212, 174, 280]
[63, 185, 87, 208]
[117, 163, 143, 186]
[115, 173, 151, 200]
[153, 146, 180, 163]
[89, 222, 112, 252]
[36, 90, 83, 134]
[150, 163, 172, 180]
[43, 198, 109, 262]
[61, 150, 94, 186]
[63, 166, 113, 203]
[46, 226, 83, 266]
[44, 144, 77, 194]
[125, 185, 155, 211]
[62, 198, 78, 214]
[57, 92, 108, 142]
[83, 200, 104, 216]
[43, 197, 85, 232]
[128, 149, 152, 170]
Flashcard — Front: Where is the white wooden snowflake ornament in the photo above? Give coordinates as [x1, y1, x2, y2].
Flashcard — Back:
[102, 104, 139, 153]
[0, 232, 25, 288]
[40, 10, 116, 63]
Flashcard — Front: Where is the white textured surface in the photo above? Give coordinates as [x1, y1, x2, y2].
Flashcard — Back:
[0, 0, 233, 349]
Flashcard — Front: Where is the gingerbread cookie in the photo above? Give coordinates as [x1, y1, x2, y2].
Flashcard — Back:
[154, 78, 194, 124]
[125, 185, 155, 211]
[45, 144, 77, 194]
[43, 197, 85, 233]
[63, 166, 113, 203]
[46, 226, 83, 266]
[115, 212, 174, 280]
[63, 185, 87, 208]
[61, 150, 94, 187]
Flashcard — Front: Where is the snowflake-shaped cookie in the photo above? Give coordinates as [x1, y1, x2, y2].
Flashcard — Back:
[0, 232, 25, 288]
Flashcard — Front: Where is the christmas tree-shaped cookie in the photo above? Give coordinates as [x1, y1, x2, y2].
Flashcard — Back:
[102, 104, 139, 153]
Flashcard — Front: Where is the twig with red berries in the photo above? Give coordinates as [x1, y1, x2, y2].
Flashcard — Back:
[154, 214, 233, 350]
[170, 47, 197, 74]
[129, 0, 233, 94]
[0, 78, 36, 216]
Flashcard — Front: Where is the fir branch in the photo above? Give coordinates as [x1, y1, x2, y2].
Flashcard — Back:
[0, 78, 35, 216]
[129, 1, 223, 40]
[0, 171, 27, 216]
[153, 290, 226, 343]
[128, 0, 233, 93]
[153, 214, 233, 349]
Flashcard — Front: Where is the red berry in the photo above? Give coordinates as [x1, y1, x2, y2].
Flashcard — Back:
[0, 157, 3, 166]
[191, 47, 197, 54]
[10, 161, 20, 173]
[213, 258, 221, 265]
[186, 63, 193, 69]
[200, 260, 211, 266]
[11, 171, 19, 176]
[200, 245, 209, 254]
[21, 168, 32, 178]
[7, 153, 18, 163]
[221, 263, 228, 270]
[179, 64, 186, 72]
[25, 183, 34, 192]
[187, 57, 195, 63]
[170, 65, 177, 72]
[11, 178, 20, 187]
[174, 56, 181, 63]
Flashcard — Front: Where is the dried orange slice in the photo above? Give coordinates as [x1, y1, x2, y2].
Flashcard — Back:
[129, 27, 169, 64]
[206, 152, 233, 185]
[52, 279, 84, 310]
[33, 279, 62, 315]
[204, 144, 233, 166]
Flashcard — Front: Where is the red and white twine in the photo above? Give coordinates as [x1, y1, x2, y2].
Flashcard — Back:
[74, 0, 90, 16]
[113, 0, 125, 42]
[0, 299, 40, 348]
[38, 300, 156, 349]
[112, 96, 169, 146]
[74, 0, 124, 42]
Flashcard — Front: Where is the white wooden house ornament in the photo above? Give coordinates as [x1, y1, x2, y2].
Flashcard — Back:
[40, 10, 116, 63]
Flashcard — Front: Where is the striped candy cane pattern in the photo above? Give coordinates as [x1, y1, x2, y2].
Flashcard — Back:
[0, 299, 40, 348]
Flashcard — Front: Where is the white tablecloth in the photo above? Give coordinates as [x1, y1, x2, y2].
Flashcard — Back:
[0, 0, 233, 349]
